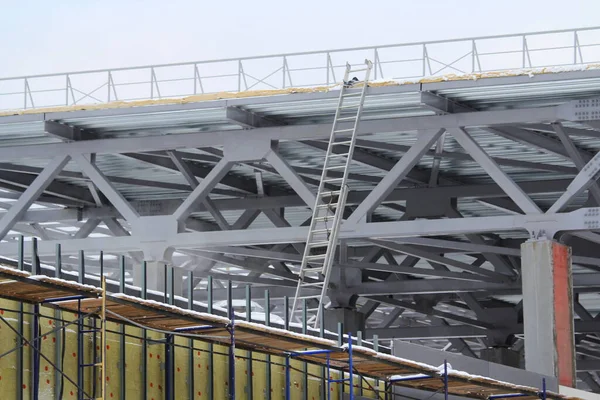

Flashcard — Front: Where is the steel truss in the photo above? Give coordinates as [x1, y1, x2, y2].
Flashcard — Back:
[4, 30, 600, 390]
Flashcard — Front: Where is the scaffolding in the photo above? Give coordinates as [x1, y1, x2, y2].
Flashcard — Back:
[0, 237, 578, 400]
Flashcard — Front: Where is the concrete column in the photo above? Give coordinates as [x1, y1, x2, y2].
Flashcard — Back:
[521, 239, 575, 387]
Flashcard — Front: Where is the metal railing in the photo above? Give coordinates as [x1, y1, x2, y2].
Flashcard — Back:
[2, 26, 600, 112]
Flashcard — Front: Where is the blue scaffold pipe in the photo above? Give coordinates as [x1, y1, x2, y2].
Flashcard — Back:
[488, 394, 530, 400]
[285, 356, 290, 400]
[42, 295, 87, 303]
[541, 378, 546, 400]
[327, 353, 331, 400]
[389, 374, 432, 383]
[348, 332, 354, 400]
[173, 325, 215, 332]
[292, 349, 334, 357]
[444, 359, 449, 400]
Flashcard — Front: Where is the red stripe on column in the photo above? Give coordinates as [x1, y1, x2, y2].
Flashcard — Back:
[552, 242, 575, 387]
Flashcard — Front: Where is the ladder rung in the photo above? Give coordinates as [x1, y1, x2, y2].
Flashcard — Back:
[325, 165, 346, 170]
[327, 153, 350, 158]
[340, 104, 359, 109]
[320, 190, 342, 197]
[323, 177, 344, 183]
[331, 140, 353, 146]
[301, 282, 325, 287]
[305, 254, 326, 260]
[337, 116, 357, 121]
[342, 92, 362, 97]
[349, 68, 368, 73]
[334, 128, 355, 133]
[316, 203, 337, 208]
[308, 241, 329, 248]
[297, 295, 321, 299]
[314, 216, 334, 222]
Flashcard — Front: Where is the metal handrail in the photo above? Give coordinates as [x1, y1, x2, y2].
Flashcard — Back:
[1, 25, 600, 111]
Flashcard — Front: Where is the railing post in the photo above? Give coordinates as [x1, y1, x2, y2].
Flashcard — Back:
[422, 44, 427, 77]
[326, 52, 331, 85]
[374, 48, 379, 80]
[150, 67, 155, 99]
[522, 35, 527, 68]
[65, 74, 70, 106]
[282, 56, 287, 88]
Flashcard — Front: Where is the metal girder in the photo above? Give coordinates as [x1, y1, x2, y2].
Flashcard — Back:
[225, 106, 280, 128]
[0, 155, 70, 240]
[0, 169, 97, 205]
[173, 157, 235, 222]
[44, 120, 97, 141]
[0, 102, 575, 161]
[548, 151, 600, 213]
[370, 239, 509, 282]
[167, 150, 231, 230]
[366, 320, 600, 339]
[4, 207, 600, 256]
[552, 122, 600, 205]
[342, 261, 499, 282]
[419, 91, 474, 114]
[449, 127, 541, 214]
[124, 152, 254, 194]
[354, 138, 578, 175]
[73, 219, 100, 239]
[303, 140, 430, 185]
[74, 154, 140, 223]
[347, 129, 445, 224]
[265, 148, 316, 207]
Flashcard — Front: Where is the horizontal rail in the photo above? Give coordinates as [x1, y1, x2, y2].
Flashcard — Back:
[1, 26, 600, 112]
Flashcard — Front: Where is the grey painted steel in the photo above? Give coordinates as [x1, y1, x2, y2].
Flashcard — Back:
[392, 340, 557, 391]
[1, 26, 599, 111]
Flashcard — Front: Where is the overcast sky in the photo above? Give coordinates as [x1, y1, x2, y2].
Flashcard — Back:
[1, 0, 599, 77]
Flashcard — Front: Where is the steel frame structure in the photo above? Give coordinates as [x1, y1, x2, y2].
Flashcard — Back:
[5, 25, 600, 391]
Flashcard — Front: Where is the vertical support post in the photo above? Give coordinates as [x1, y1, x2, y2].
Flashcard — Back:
[119, 256, 126, 400]
[246, 285, 253, 399]
[542, 378, 547, 400]
[141, 262, 148, 400]
[327, 353, 331, 400]
[326, 52, 331, 85]
[78, 250, 85, 284]
[320, 303, 326, 400]
[444, 359, 448, 400]
[265, 289, 271, 400]
[282, 296, 288, 330]
[54, 243, 63, 399]
[101, 276, 107, 400]
[302, 299, 308, 400]
[99, 251, 104, 283]
[522, 239, 576, 387]
[208, 276, 214, 400]
[357, 331, 363, 397]
[373, 335, 379, 397]
[282, 56, 287, 88]
[165, 265, 175, 400]
[285, 355, 291, 400]
[17, 235, 23, 400]
[227, 280, 235, 400]
[188, 271, 195, 400]
[348, 332, 354, 400]
[337, 323, 344, 400]
[77, 298, 84, 400]
[31, 238, 40, 400]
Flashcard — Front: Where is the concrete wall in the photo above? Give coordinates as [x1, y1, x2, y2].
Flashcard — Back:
[0, 299, 383, 399]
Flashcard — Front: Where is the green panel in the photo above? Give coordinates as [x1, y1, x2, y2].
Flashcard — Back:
[192, 340, 211, 398]
[146, 330, 166, 398]
[213, 344, 228, 399]
[105, 321, 121, 399]
[174, 336, 189, 399]
[252, 352, 266, 398]
[0, 300, 22, 400]
[124, 326, 142, 400]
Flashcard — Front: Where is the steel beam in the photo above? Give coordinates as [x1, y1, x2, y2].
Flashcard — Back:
[347, 129, 445, 224]
[0, 102, 576, 161]
[74, 154, 140, 222]
[265, 148, 316, 207]
[449, 127, 541, 214]
[173, 157, 235, 222]
[0, 156, 70, 240]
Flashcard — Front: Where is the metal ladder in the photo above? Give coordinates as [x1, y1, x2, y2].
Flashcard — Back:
[291, 59, 373, 328]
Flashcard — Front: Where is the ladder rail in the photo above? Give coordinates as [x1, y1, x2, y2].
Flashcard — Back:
[291, 59, 373, 327]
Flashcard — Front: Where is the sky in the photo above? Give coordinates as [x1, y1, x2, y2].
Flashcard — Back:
[0, 0, 599, 77]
